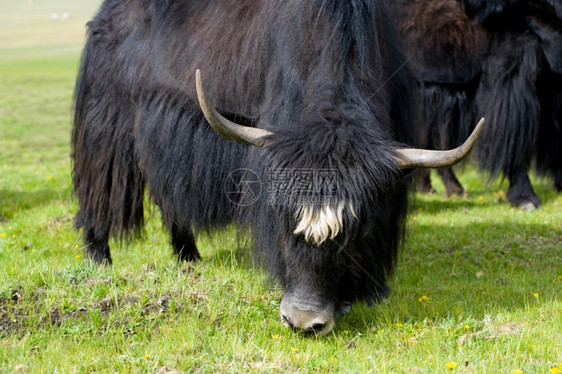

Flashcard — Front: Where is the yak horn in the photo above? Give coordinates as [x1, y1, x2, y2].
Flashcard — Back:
[394, 118, 485, 169]
[196, 69, 273, 148]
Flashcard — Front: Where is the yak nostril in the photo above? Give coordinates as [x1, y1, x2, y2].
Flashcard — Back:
[282, 314, 295, 329]
[308, 323, 326, 333]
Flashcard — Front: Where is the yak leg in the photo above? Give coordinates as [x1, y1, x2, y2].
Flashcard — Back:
[555, 172, 562, 192]
[83, 226, 112, 264]
[438, 168, 465, 197]
[170, 222, 201, 262]
[415, 169, 436, 194]
[506, 168, 541, 210]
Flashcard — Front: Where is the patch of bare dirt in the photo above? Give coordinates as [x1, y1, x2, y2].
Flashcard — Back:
[1, 288, 205, 337]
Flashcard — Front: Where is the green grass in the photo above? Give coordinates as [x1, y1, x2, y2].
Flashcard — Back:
[1, 1, 561, 373]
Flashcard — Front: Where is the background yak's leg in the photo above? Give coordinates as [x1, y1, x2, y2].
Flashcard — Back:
[438, 167, 465, 197]
[475, 32, 542, 210]
[506, 168, 540, 210]
[536, 70, 562, 193]
[169, 222, 200, 262]
[415, 169, 436, 194]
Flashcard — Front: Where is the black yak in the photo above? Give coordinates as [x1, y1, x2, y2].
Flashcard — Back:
[387, 0, 562, 208]
[72, 0, 483, 335]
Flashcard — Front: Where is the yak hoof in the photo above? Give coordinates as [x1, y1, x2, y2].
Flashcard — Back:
[507, 189, 540, 211]
[517, 201, 539, 211]
[86, 252, 113, 265]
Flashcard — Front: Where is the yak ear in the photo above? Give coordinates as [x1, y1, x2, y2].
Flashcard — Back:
[196, 69, 273, 147]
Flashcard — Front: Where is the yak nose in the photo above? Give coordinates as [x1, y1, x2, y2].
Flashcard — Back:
[280, 299, 335, 336]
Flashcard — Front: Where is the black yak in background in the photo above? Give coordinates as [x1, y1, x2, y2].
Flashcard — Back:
[72, 0, 483, 335]
[387, 0, 562, 209]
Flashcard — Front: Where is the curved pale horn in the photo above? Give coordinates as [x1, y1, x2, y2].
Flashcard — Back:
[394, 118, 486, 169]
[195, 69, 273, 148]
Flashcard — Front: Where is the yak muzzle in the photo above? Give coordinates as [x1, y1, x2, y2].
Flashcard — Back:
[279, 296, 336, 336]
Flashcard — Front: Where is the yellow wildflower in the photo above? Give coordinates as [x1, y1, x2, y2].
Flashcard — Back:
[144, 354, 150, 360]
[272, 334, 280, 339]
[291, 348, 298, 353]
[418, 295, 430, 304]
[549, 367, 559, 374]
[75, 255, 81, 259]
[533, 292, 539, 299]
[0, 233, 5, 238]
[513, 369, 523, 374]
[446, 362, 457, 370]
[478, 196, 484, 201]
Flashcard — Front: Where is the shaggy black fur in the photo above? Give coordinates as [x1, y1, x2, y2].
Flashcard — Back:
[387, 0, 562, 207]
[72, 0, 417, 309]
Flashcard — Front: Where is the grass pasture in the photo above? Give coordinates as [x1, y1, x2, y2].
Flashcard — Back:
[1, 1, 561, 372]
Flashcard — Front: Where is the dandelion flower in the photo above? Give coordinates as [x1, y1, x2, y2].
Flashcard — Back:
[75, 254, 81, 259]
[478, 196, 484, 201]
[446, 362, 457, 370]
[513, 369, 523, 374]
[272, 334, 280, 339]
[292, 348, 298, 353]
[549, 367, 559, 374]
[533, 292, 539, 299]
[0, 233, 5, 238]
[395, 323, 403, 328]
[464, 325, 470, 330]
[418, 295, 430, 304]
[144, 354, 150, 360]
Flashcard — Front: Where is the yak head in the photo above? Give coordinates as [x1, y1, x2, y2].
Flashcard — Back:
[196, 70, 484, 335]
